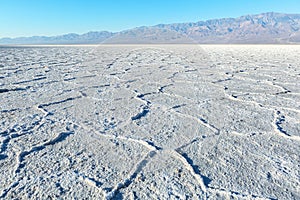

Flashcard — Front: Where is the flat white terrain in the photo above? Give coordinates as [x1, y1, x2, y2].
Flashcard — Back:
[0, 45, 299, 199]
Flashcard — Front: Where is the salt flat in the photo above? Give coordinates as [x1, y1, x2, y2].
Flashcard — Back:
[0, 45, 299, 199]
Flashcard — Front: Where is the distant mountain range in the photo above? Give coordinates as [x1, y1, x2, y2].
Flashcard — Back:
[1, 12, 300, 44]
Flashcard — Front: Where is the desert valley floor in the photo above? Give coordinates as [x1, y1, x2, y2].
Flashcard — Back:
[0, 45, 299, 199]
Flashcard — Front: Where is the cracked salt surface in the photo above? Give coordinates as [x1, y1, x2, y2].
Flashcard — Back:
[0, 45, 300, 199]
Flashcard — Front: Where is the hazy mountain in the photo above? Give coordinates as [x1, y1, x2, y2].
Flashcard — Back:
[0, 31, 114, 44]
[1, 12, 300, 44]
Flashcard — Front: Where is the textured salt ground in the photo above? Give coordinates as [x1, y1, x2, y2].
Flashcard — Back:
[0, 45, 299, 199]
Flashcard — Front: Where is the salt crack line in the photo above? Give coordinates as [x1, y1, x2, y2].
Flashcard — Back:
[153, 102, 220, 135]
[74, 170, 106, 197]
[33, 96, 81, 130]
[33, 105, 53, 131]
[131, 106, 150, 121]
[1, 125, 76, 198]
[13, 76, 47, 85]
[171, 110, 220, 135]
[0, 108, 21, 113]
[133, 91, 152, 106]
[157, 84, 173, 93]
[169, 150, 207, 193]
[272, 110, 300, 141]
[105, 150, 157, 200]
[78, 123, 158, 151]
[219, 84, 300, 114]
[0, 87, 28, 94]
[0, 181, 19, 199]
[175, 136, 207, 151]
[101, 133, 158, 151]
[14, 129, 75, 174]
[38, 96, 82, 108]
[207, 187, 275, 200]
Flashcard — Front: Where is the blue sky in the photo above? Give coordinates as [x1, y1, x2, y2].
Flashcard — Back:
[1, 0, 300, 38]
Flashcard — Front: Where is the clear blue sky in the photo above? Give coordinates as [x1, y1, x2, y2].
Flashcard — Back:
[1, 0, 300, 38]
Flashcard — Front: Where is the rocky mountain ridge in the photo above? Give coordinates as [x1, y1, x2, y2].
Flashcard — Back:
[1, 12, 300, 44]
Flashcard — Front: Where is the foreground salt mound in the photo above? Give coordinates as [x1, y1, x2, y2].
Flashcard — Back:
[0, 45, 299, 199]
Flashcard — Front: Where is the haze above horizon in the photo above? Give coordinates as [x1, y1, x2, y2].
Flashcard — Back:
[1, 0, 300, 38]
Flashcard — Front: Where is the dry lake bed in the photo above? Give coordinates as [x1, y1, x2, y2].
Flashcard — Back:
[0, 45, 299, 199]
